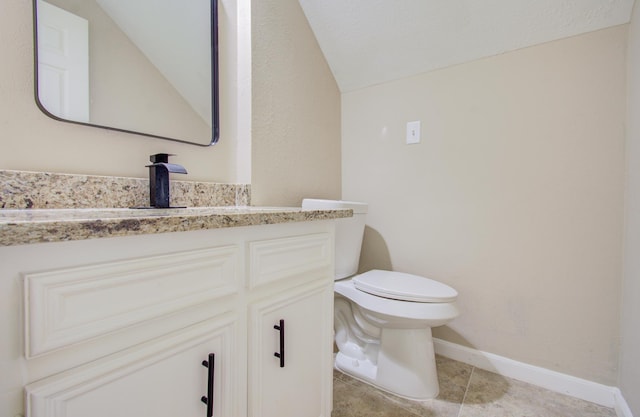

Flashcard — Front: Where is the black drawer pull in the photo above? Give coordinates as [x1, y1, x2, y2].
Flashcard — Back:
[274, 319, 285, 367]
[201, 353, 215, 417]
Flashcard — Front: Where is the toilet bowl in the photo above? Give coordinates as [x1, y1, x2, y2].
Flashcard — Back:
[302, 199, 460, 400]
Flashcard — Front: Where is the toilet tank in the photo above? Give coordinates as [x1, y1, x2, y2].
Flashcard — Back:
[302, 199, 368, 280]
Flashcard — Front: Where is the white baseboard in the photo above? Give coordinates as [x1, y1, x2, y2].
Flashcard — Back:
[614, 388, 635, 417]
[433, 338, 632, 416]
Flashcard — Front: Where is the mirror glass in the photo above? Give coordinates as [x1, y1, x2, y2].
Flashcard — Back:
[33, 0, 219, 146]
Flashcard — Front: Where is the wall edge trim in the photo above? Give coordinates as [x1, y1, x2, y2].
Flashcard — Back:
[433, 338, 624, 411]
[613, 388, 635, 417]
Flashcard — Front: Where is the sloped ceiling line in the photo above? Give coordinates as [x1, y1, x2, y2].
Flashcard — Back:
[298, 0, 635, 92]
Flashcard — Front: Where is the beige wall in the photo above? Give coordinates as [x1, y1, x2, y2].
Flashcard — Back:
[342, 26, 626, 385]
[251, 0, 341, 206]
[1, 0, 339, 195]
[0, 0, 246, 182]
[620, 2, 640, 412]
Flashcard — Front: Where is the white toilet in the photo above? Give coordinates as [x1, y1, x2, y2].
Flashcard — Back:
[302, 199, 460, 400]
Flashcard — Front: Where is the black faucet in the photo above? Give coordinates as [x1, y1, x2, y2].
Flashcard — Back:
[146, 153, 187, 208]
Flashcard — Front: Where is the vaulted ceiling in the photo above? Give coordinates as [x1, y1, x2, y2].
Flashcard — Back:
[298, 0, 636, 92]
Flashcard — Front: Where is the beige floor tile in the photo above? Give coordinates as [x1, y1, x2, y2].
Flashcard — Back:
[332, 356, 471, 417]
[332, 377, 420, 417]
[458, 368, 617, 417]
[332, 357, 617, 417]
[435, 355, 474, 404]
[374, 388, 462, 417]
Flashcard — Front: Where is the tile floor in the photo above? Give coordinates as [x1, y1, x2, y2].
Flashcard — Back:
[332, 355, 617, 417]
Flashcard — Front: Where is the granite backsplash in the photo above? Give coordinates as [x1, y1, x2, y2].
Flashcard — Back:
[0, 170, 251, 209]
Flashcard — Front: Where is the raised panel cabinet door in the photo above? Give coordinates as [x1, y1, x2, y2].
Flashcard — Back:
[249, 282, 334, 417]
[26, 316, 241, 417]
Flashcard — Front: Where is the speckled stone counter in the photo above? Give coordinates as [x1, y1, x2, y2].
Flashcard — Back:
[0, 206, 352, 246]
[0, 170, 351, 246]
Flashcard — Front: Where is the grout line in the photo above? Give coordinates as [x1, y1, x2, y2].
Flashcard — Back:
[457, 366, 476, 417]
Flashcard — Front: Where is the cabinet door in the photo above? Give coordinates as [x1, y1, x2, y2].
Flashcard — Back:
[26, 316, 241, 417]
[249, 282, 333, 417]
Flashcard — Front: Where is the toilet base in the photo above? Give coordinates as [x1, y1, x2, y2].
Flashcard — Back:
[334, 327, 440, 400]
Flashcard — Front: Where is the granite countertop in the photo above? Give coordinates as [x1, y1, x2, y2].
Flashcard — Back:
[0, 206, 352, 247]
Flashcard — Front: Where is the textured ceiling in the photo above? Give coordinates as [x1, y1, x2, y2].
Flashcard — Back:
[298, 0, 636, 92]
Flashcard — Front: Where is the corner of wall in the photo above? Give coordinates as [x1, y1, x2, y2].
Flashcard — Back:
[619, 0, 640, 415]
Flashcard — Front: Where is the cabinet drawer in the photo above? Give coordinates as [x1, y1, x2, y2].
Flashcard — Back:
[26, 315, 241, 417]
[248, 233, 332, 289]
[24, 245, 240, 358]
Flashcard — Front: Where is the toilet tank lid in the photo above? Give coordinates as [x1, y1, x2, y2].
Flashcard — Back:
[302, 199, 368, 214]
[353, 270, 458, 303]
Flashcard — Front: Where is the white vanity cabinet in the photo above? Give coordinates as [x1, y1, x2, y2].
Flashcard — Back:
[246, 232, 335, 417]
[0, 220, 335, 417]
[248, 282, 333, 417]
[26, 316, 239, 417]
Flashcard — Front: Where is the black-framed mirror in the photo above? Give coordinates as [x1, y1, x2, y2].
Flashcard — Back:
[33, 0, 219, 146]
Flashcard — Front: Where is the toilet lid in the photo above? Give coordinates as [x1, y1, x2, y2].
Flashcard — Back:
[352, 270, 458, 303]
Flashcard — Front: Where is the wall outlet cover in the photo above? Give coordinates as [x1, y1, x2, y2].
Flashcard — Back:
[406, 121, 421, 144]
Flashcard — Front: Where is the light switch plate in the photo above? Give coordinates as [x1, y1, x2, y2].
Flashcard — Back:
[406, 121, 421, 144]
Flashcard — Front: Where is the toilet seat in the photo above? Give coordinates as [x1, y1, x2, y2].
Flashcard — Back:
[335, 278, 459, 326]
[353, 270, 457, 303]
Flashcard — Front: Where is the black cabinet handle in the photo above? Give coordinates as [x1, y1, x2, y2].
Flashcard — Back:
[273, 319, 285, 368]
[200, 353, 215, 417]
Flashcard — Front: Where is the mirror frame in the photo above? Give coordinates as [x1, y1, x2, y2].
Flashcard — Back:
[32, 0, 220, 146]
